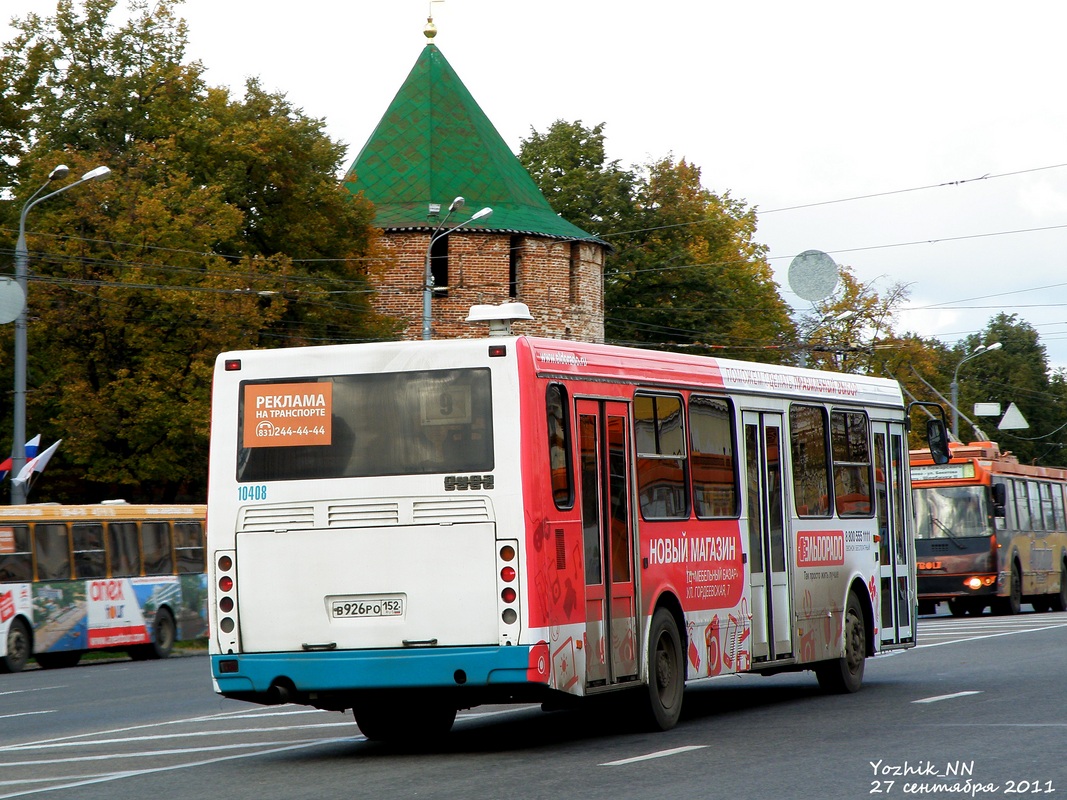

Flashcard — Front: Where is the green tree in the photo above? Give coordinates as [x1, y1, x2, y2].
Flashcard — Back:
[520, 121, 795, 362]
[519, 119, 635, 230]
[800, 265, 913, 375]
[0, 0, 397, 502]
[950, 314, 1066, 466]
[606, 157, 794, 361]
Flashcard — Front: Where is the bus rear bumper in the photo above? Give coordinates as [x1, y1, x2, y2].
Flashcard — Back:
[212, 643, 551, 702]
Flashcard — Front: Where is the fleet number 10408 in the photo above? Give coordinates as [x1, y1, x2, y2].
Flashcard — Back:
[238, 485, 268, 501]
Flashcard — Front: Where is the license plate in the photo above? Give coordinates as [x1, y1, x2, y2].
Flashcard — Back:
[331, 596, 404, 618]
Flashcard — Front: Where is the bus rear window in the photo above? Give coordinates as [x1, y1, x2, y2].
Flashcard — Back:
[237, 368, 493, 482]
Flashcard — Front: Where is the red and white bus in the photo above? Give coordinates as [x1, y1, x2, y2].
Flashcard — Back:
[207, 319, 946, 739]
[911, 441, 1067, 616]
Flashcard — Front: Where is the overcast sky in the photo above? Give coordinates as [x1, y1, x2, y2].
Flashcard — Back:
[7, 1, 1067, 370]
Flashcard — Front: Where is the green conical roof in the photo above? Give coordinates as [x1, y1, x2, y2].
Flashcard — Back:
[343, 43, 595, 242]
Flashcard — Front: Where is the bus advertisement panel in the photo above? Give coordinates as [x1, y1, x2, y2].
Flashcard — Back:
[208, 333, 946, 741]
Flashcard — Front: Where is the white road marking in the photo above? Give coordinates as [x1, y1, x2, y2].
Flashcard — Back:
[0, 738, 351, 800]
[601, 745, 708, 766]
[0, 722, 354, 752]
[0, 712, 55, 721]
[913, 691, 982, 704]
[917, 621, 1067, 648]
[0, 687, 66, 697]
[0, 737, 349, 767]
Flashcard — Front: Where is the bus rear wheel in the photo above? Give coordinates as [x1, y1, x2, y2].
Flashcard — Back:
[353, 700, 456, 743]
[816, 592, 866, 694]
[129, 609, 176, 661]
[1, 619, 30, 673]
[644, 608, 684, 731]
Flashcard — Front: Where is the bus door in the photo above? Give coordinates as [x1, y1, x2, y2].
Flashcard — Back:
[743, 411, 792, 661]
[577, 399, 638, 687]
[874, 422, 914, 646]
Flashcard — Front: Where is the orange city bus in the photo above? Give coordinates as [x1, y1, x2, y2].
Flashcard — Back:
[207, 323, 947, 740]
[911, 441, 1067, 616]
[0, 503, 208, 672]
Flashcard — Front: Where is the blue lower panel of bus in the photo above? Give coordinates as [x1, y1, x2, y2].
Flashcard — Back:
[212, 645, 536, 695]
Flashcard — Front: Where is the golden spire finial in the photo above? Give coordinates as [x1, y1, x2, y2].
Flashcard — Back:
[424, 0, 443, 43]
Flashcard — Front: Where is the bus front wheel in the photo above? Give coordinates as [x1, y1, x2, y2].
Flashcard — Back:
[816, 592, 866, 694]
[644, 607, 684, 731]
[1, 618, 30, 673]
[995, 564, 1022, 616]
[1051, 562, 1067, 613]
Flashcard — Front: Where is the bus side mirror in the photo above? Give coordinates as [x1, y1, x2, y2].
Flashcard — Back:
[991, 483, 1006, 518]
[926, 418, 950, 465]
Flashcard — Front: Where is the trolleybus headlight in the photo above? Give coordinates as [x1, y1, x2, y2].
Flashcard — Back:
[966, 577, 983, 590]
[219, 576, 234, 593]
[499, 544, 515, 562]
[500, 566, 516, 582]
[502, 587, 516, 603]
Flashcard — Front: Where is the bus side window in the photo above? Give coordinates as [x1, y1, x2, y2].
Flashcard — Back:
[175, 521, 205, 573]
[1054, 484, 1067, 531]
[1039, 482, 1056, 530]
[546, 384, 574, 510]
[1028, 481, 1044, 532]
[108, 522, 142, 577]
[142, 522, 174, 575]
[72, 523, 106, 579]
[830, 410, 873, 518]
[789, 404, 831, 517]
[0, 525, 32, 582]
[1013, 480, 1030, 530]
[34, 523, 71, 581]
[634, 393, 688, 520]
[689, 394, 738, 518]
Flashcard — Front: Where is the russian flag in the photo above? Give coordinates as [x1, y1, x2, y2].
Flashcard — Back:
[0, 435, 41, 481]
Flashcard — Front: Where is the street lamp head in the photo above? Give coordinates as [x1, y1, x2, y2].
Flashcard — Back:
[448, 196, 465, 212]
[48, 165, 70, 181]
[471, 206, 493, 222]
[81, 165, 111, 182]
[984, 342, 1002, 353]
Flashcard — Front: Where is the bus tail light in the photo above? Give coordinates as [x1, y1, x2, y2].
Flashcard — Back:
[214, 550, 240, 653]
[497, 540, 520, 635]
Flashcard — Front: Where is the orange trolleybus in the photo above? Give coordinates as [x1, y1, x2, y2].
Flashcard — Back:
[911, 441, 1067, 616]
[207, 314, 946, 740]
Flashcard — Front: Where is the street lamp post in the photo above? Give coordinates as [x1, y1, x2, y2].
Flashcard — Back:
[12, 164, 111, 503]
[949, 341, 1002, 440]
[421, 200, 493, 340]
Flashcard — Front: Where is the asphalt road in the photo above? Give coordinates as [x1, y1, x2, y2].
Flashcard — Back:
[3, 610, 1066, 800]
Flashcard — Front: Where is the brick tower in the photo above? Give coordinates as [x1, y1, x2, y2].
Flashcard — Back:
[343, 21, 605, 342]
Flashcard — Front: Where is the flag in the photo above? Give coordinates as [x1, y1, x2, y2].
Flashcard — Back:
[0, 435, 41, 481]
[12, 439, 62, 487]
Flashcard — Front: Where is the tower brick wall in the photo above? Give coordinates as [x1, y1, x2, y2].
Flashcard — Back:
[371, 230, 605, 341]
